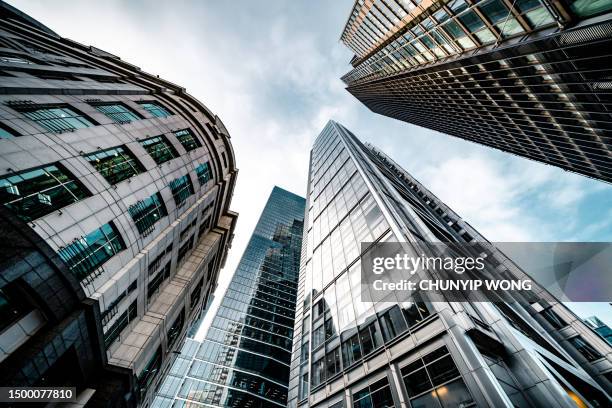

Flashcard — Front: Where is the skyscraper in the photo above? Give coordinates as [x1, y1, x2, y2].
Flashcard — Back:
[287, 120, 612, 408]
[153, 186, 305, 408]
[0, 3, 237, 406]
[340, 1, 612, 183]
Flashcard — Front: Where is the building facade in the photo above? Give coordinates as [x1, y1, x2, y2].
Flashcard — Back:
[585, 316, 612, 346]
[152, 186, 305, 408]
[340, 0, 612, 183]
[0, 3, 237, 406]
[287, 120, 612, 408]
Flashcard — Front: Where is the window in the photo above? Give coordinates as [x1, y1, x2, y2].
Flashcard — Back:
[139, 102, 172, 118]
[540, 308, 567, 330]
[174, 129, 201, 151]
[128, 192, 167, 236]
[400, 294, 431, 327]
[0, 53, 35, 64]
[326, 347, 341, 379]
[401, 346, 473, 408]
[169, 175, 194, 207]
[101, 280, 137, 326]
[167, 310, 185, 349]
[58, 222, 125, 283]
[0, 285, 33, 333]
[195, 162, 213, 185]
[140, 135, 177, 164]
[353, 377, 395, 408]
[0, 123, 17, 138]
[138, 346, 163, 399]
[84, 146, 143, 185]
[190, 277, 204, 308]
[93, 103, 141, 123]
[103, 299, 137, 348]
[379, 305, 408, 342]
[148, 261, 171, 300]
[0, 164, 89, 221]
[177, 235, 195, 265]
[359, 320, 383, 356]
[569, 336, 603, 362]
[311, 357, 325, 387]
[16, 105, 94, 133]
[341, 333, 362, 367]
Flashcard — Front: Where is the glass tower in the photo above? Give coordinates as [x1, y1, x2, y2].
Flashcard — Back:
[287, 121, 612, 408]
[153, 186, 306, 407]
[340, 0, 612, 183]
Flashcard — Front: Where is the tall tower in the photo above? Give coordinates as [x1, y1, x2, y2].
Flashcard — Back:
[340, 1, 612, 183]
[287, 121, 612, 407]
[153, 186, 305, 407]
[0, 3, 237, 406]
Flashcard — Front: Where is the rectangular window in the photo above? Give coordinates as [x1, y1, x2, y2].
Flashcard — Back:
[17, 105, 94, 133]
[101, 280, 137, 326]
[195, 162, 213, 185]
[138, 346, 163, 399]
[569, 336, 603, 362]
[190, 277, 204, 308]
[58, 222, 125, 283]
[311, 357, 325, 388]
[174, 129, 201, 151]
[540, 307, 567, 330]
[148, 261, 171, 300]
[167, 310, 185, 349]
[325, 347, 341, 379]
[0, 123, 17, 139]
[352, 377, 394, 408]
[84, 146, 143, 185]
[103, 299, 137, 349]
[140, 135, 177, 165]
[359, 320, 382, 356]
[177, 235, 195, 265]
[139, 101, 172, 118]
[0, 163, 89, 222]
[169, 175, 194, 207]
[341, 333, 362, 367]
[128, 192, 167, 236]
[93, 103, 141, 123]
[401, 346, 473, 407]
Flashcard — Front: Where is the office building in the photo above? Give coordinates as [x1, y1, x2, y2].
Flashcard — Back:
[585, 316, 612, 346]
[153, 186, 305, 407]
[287, 120, 612, 407]
[0, 2, 237, 406]
[340, 0, 612, 182]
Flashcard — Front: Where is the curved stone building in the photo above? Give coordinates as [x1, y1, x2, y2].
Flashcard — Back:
[0, 2, 238, 406]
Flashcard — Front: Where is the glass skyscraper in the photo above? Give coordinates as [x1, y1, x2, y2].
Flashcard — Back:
[287, 121, 611, 408]
[153, 186, 305, 407]
[340, 0, 612, 183]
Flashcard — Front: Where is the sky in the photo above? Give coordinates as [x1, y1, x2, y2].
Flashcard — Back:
[11, 0, 612, 329]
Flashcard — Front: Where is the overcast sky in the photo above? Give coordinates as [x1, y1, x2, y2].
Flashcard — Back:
[12, 0, 612, 329]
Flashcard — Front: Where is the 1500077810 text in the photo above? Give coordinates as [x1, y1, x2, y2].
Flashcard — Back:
[0, 387, 76, 402]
